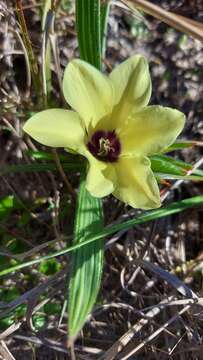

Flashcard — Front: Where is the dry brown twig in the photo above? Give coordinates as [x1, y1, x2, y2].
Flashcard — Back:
[121, 0, 203, 42]
[0, 340, 16, 360]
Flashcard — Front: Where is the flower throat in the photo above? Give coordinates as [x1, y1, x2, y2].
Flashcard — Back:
[87, 130, 121, 162]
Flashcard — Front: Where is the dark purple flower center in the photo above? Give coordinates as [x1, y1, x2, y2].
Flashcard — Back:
[87, 130, 121, 162]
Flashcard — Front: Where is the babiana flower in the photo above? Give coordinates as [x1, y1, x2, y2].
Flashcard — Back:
[23, 55, 185, 209]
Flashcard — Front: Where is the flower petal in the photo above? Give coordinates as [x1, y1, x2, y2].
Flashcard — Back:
[113, 156, 161, 209]
[85, 152, 115, 198]
[120, 106, 185, 156]
[63, 59, 114, 129]
[109, 55, 152, 123]
[23, 109, 85, 152]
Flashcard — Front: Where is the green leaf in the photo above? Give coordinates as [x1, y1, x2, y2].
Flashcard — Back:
[164, 140, 203, 152]
[68, 173, 104, 338]
[0, 162, 82, 175]
[150, 154, 203, 181]
[150, 154, 203, 182]
[44, 302, 61, 315]
[76, 0, 101, 69]
[150, 154, 190, 176]
[0, 196, 15, 220]
[27, 150, 81, 164]
[0, 195, 203, 277]
[33, 314, 46, 329]
[69, 0, 107, 340]
[27, 150, 67, 162]
[0, 196, 22, 220]
[38, 258, 61, 275]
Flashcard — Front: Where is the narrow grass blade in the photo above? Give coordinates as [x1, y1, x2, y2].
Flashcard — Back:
[136, 259, 197, 299]
[16, 0, 41, 97]
[26, 150, 79, 163]
[100, 1, 110, 57]
[0, 162, 82, 175]
[164, 140, 203, 152]
[41, 0, 51, 30]
[157, 173, 203, 181]
[41, 5, 53, 100]
[68, 173, 104, 339]
[0, 195, 203, 277]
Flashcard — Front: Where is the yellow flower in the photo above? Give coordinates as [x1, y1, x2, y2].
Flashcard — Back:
[23, 55, 185, 209]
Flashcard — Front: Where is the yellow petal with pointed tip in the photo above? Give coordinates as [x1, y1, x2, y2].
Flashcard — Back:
[113, 156, 161, 209]
[23, 109, 85, 152]
[63, 59, 114, 129]
[109, 55, 152, 125]
[85, 152, 115, 198]
[120, 106, 185, 156]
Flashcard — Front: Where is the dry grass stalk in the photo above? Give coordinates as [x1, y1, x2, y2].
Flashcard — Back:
[122, 0, 203, 41]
